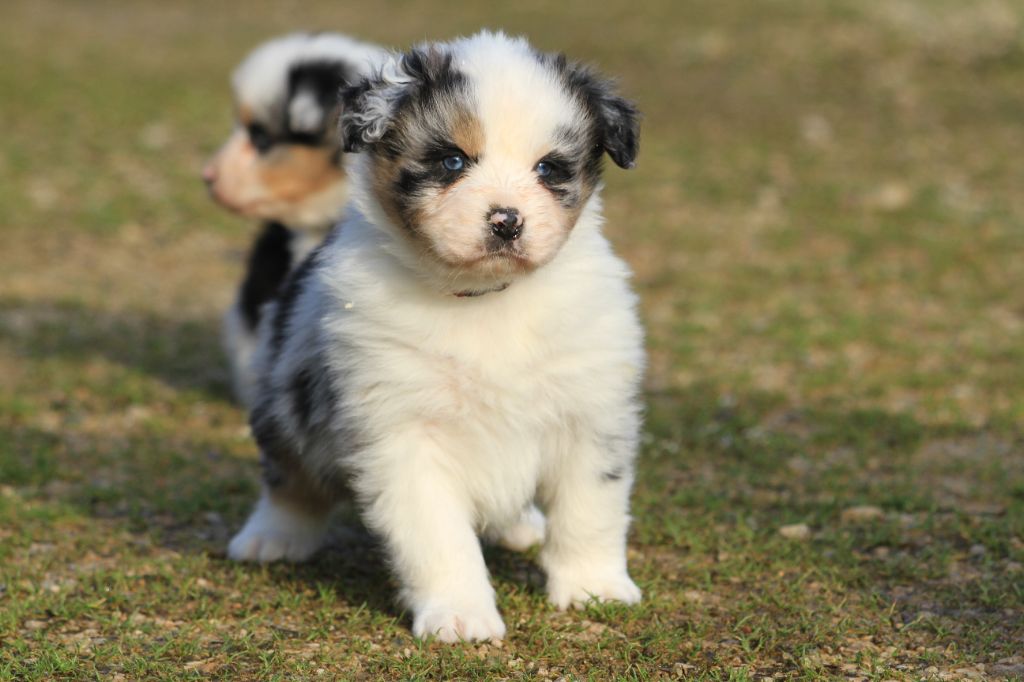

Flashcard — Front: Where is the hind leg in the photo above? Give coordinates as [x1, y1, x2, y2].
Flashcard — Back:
[484, 504, 546, 552]
[229, 453, 334, 563]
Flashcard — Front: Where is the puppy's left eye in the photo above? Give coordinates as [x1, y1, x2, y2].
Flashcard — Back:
[442, 155, 465, 172]
[535, 158, 571, 183]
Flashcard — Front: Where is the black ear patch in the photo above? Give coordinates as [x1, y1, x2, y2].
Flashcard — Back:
[339, 46, 465, 154]
[338, 78, 377, 153]
[596, 94, 640, 170]
[557, 58, 641, 170]
[285, 60, 353, 140]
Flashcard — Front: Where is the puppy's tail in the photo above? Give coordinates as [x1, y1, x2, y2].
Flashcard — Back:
[223, 222, 316, 408]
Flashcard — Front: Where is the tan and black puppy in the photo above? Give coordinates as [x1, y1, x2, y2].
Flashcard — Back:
[203, 33, 386, 406]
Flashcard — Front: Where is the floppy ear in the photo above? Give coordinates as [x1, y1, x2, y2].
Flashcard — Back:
[595, 92, 641, 169]
[286, 60, 352, 136]
[338, 78, 382, 153]
[338, 47, 451, 153]
[561, 60, 641, 169]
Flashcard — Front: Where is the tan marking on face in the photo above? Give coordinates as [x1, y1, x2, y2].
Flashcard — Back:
[236, 103, 254, 127]
[368, 108, 484, 238]
[451, 110, 484, 159]
[370, 155, 413, 232]
[205, 128, 347, 224]
[563, 176, 599, 227]
[259, 145, 344, 203]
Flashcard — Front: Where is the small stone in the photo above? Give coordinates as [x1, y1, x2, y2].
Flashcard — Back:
[897, 513, 917, 528]
[866, 182, 913, 211]
[841, 505, 885, 523]
[800, 113, 833, 146]
[139, 121, 172, 150]
[968, 544, 986, 557]
[992, 663, 1024, 676]
[963, 502, 1005, 516]
[779, 523, 811, 540]
[682, 589, 707, 603]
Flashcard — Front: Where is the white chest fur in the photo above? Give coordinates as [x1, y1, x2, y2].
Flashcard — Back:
[318, 212, 644, 523]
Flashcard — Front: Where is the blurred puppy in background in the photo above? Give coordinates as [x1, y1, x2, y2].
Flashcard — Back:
[203, 33, 386, 406]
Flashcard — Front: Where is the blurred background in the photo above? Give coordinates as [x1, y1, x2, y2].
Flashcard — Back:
[1, 1, 1022, 679]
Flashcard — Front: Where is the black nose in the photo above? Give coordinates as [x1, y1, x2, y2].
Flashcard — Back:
[487, 207, 523, 241]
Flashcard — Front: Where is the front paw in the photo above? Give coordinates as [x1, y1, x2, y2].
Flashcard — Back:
[546, 566, 642, 610]
[412, 598, 506, 643]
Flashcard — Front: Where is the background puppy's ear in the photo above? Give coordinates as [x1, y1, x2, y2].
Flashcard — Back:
[560, 59, 642, 169]
[338, 48, 436, 153]
[287, 60, 352, 137]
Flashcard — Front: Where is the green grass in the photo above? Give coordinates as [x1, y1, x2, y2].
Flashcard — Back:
[2, 0, 1023, 679]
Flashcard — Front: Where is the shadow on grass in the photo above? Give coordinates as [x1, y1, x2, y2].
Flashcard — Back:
[2, 318, 1021, 658]
[0, 297, 549, 628]
[0, 296, 235, 403]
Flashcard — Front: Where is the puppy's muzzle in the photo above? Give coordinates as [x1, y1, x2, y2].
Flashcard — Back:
[488, 207, 523, 242]
[201, 160, 219, 194]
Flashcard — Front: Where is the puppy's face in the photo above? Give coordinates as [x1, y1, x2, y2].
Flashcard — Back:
[342, 34, 639, 285]
[204, 57, 351, 227]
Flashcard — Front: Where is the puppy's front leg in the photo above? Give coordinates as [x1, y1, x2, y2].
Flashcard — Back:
[540, 429, 642, 610]
[360, 431, 505, 642]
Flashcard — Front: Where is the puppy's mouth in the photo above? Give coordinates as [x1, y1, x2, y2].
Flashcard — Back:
[207, 188, 275, 219]
[457, 248, 533, 272]
[206, 185, 239, 212]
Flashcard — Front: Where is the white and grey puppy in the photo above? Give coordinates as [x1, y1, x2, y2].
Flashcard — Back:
[205, 33, 387, 407]
[228, 31, 644, 643]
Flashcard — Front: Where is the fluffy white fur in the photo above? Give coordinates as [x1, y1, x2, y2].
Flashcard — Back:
[230, 32, 644, 642]
[227, 492, 329, 563]
[232, 32, 387, 122]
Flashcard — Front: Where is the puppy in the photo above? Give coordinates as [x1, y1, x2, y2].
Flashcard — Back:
[228, 31, 644, 643]
[203, 32, 386, 406]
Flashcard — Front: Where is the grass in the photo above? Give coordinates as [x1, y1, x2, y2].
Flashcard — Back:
[2, 0, 1023, 679]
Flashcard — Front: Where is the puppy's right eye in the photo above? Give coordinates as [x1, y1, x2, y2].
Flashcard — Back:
[441, 155, 465, 172]
[247, 124, 275, 154]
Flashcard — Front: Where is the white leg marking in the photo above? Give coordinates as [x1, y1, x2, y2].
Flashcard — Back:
[228, 491, 329, 563]
[485, 504, 546, 552]
[359, 431, 506, 642]
[540, 435, 641, 610]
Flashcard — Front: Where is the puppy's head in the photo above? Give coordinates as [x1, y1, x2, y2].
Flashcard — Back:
[204, 33, 384, 227]
[340, 32, 640, 290]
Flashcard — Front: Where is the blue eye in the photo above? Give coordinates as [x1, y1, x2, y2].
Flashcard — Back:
[535, 161, 552, 178]
[442, 155, 465, 171]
